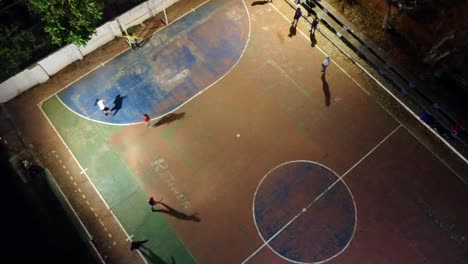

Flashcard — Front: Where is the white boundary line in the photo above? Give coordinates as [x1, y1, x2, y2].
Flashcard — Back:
[37, 1, 252, 263]
[38, 105, 148, 264]
[357, 88, 467, 184]
[47, 171, 93, 239]
[244, 125, 400, 263]
[89, 241, 106, 264]
[48, 0, 252, 128]
[340, 125, 402, 178]
[269, 3, 468, 183]
[47, 173, 106, 264]
[38, 0, 212, 107]
[248, 160, 358, 264]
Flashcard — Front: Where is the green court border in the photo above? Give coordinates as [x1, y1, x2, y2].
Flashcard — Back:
[40, 95, 196, 263]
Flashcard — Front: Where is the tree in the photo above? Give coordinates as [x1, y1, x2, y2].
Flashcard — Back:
[0, 26, 35, 82]
[27, 0, 103, 46]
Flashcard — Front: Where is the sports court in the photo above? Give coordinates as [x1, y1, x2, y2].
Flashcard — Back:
[29, 0, 468, 263]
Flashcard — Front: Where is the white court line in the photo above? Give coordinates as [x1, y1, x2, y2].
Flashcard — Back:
[340, 125, 402, 178]
[47, 172, 93, 239]
[251, 160, 358, 264]
[38, 1, 252, 263]
[49, 0, 252, 128]
[47, 170, 105, 264]
[269, 3, 369, 96]
[243, 125, 401, 263]
[39, 0, 211, 106]
[269, 2, 468, 183]
[39, 0, 211, 126]
[89, 241, 106, 264]
[38, 105, 148, 264]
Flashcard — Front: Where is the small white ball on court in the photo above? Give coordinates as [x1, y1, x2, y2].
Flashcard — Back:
[236, 133, 240, 138]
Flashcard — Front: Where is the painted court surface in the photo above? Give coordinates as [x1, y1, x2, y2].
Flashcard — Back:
[35, 0, 468, 263]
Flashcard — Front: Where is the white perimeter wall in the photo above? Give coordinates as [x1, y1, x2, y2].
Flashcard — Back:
[0, 0, 179, 103]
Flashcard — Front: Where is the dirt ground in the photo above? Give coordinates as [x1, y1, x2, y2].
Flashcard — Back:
[5, 0, 207, 263]
[4, 0, 468, 263]
[327, 0, 468, 125]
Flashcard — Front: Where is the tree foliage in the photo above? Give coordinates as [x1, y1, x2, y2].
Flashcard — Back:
[0, 26, 35, 82]
[28, 0, 103, 46]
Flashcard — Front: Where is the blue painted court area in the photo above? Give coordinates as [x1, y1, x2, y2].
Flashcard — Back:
[254, 161, 356, 263]
[58, 0, 248, 124]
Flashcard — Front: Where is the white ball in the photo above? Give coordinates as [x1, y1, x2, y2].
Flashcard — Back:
[236, 133, 240, 138]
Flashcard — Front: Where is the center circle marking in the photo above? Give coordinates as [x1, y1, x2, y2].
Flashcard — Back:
[253, 160, 357, 263]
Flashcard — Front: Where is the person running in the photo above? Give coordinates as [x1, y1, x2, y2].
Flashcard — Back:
[95, 99, 111, 116]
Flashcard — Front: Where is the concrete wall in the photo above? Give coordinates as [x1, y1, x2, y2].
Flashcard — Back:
[0, 0, 180, 103]
[38, 45, 84, 76]
[79, 21, 122, 56]
[0, 65, 49, 103]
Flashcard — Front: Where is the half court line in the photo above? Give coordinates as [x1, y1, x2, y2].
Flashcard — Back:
[269, 2, 467, 181]
[242, 125, 401, 263]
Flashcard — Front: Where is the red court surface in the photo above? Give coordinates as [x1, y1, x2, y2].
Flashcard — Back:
[5, 0, 468, 263]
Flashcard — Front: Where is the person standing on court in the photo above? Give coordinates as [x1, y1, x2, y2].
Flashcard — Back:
[95, 99, 111, 116]
[292, 8, 302, 28]
[321, 56, 331, 73]
[148, 197, 160, 211]
[124, 33, 141, 51]
[143, 114, 151, 127]
[310, 17, 319, 34]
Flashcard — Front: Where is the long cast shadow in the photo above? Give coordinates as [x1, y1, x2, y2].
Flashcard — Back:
[130, 240, 149, 251]
[131, 239, 172, 264]
[139, 38, 151, 48]
[288, 25, 297, 37]
[251, 0, 269, 5]
[321, 73, 331, 107]
[153, 202, 201, 222]
[111, 94, 127, 116]
[140, 248, 168, 264]
[310, 32, 317, 47]
[152, 112, 185, 127]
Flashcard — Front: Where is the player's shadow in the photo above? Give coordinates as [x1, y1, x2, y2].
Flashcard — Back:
[321, 73, 331, 107]
[139, 38, 150, 48]
[251, 0, 269, 5]
[288, 25, 297, 37]
[152, 112, 185, 127]
[140, 249, 168, 264]
[130, 240, 149, 251]
[111, 94, 127, 116]
[152, 202, 201, 222]
[131, 240, 173, 264]
[310, 32, 317, 47]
